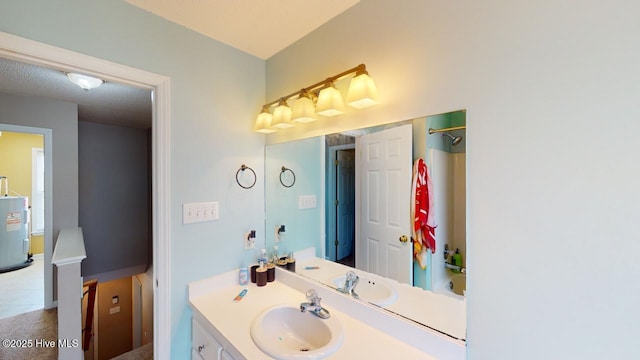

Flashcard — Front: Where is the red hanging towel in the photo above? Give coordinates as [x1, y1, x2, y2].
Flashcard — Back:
[412, 158, 436, 269]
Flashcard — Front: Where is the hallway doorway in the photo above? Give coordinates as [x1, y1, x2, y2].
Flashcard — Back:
[0, 126, 51, 319]
[0, 31, 171, 358]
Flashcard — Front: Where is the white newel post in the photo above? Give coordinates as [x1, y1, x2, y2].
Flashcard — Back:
[52, 227, 86, 360]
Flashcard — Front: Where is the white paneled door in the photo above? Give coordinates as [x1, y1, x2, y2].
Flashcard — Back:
[356, 124, 412, 285]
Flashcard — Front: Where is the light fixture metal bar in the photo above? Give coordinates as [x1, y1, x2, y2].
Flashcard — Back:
[262, 64, 367, 108]
[428, 125, 467, 134]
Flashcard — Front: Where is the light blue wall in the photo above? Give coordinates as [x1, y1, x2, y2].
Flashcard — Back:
[0, 1, 265, 357]
[265, 137, 324, 258]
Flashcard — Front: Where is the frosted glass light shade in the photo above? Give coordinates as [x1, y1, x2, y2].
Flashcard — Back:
[67, 72, 104, 90]
[316, 86, 345, 117]
[255, 111, 276, 133]
[291, 95, 317, 123]
[316, 86, 344, 116]
[271, 102, 294, 128]
[346, 73, 378, 109]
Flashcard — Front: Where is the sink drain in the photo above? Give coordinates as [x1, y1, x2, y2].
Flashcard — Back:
[300, 348, 310, 352]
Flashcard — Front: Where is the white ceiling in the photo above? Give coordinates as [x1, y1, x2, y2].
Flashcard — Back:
[124, 0, 359, 59]
[0, 1, 356, 128]
[0, 57, 153, 129]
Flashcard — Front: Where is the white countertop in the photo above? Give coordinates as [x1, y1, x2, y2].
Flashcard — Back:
[293, 255, 466, 341]
[189, 265, 465, 359]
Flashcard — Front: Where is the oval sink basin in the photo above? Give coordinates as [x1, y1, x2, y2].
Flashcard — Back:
[330, 273, 397, 306]
[250, 304, 344, 360]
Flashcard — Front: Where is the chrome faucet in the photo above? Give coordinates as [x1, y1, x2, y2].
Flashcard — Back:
[337, 271, 360, 299]
[444, 262, 466, 273]
[300, 289, 330, 319]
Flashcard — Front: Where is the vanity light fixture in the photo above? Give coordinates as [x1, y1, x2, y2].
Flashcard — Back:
[66, 72, 104, 90]
[271, 98, 294, 129]
[255, 105, 276, 133]
[345, 67, 378, 109]
[291, 89, 317, 123]
[315, 80, 345, 117]
[254, 64, 378, 133]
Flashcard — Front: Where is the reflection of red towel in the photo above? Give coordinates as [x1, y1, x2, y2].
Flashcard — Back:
[412, 158, 436, 269]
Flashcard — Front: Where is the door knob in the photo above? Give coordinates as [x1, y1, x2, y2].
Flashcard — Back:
[399, 235, 408, 243]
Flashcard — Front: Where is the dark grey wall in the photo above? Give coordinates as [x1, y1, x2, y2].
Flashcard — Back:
[79, 121, 150, 279]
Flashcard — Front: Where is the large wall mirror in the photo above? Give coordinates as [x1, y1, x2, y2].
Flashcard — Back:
[265, 110, 467, 341]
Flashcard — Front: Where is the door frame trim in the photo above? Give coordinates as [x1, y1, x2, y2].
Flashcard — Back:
[0, 31, 172, 359]
[0, 124, 52, 307]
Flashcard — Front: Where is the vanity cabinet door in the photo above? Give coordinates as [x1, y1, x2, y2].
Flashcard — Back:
[192, 349, 205, 360]
[220, 349, 235, 360]
[192, 319, 222, 360]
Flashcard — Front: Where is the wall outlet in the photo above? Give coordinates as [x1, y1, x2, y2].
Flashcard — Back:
[275, 225, 285, 242]
[244, 230, 256, 250]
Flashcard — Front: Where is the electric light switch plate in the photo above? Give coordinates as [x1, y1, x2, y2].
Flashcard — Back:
[298, 195, 317, 209]
[183, 201, 219, 224]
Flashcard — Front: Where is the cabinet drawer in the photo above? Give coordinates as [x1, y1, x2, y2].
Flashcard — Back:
[192, 319, 222, 360]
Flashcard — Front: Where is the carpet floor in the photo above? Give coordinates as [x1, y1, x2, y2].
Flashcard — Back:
[0, 308, 57, 360]
[0, 307, 153, 360]
[111, 342, 153, 360]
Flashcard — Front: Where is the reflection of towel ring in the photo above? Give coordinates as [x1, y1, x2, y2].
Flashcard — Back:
[236, 164, 257, 189]
[279, 166, 296, 188]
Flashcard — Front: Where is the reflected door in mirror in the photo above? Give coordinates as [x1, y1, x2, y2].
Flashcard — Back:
[356, 124, 413, 285]
[336, 149, 355, 262]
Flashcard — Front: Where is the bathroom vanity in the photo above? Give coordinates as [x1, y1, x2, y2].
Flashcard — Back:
[292, 248, 466, 341]
[189, 265, 465, 359]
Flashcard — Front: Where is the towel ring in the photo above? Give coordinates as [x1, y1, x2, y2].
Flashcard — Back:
[236, 164, 257, 189]
[279, 166, 296, 188]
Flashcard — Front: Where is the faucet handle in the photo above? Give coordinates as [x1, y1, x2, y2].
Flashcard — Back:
[305, 289, 321, 305]
[346, 271, 357, 282]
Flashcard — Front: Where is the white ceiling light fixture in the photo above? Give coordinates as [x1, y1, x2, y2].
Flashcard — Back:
[254, 64, 378, 133]
[66, 72, 104, 90]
